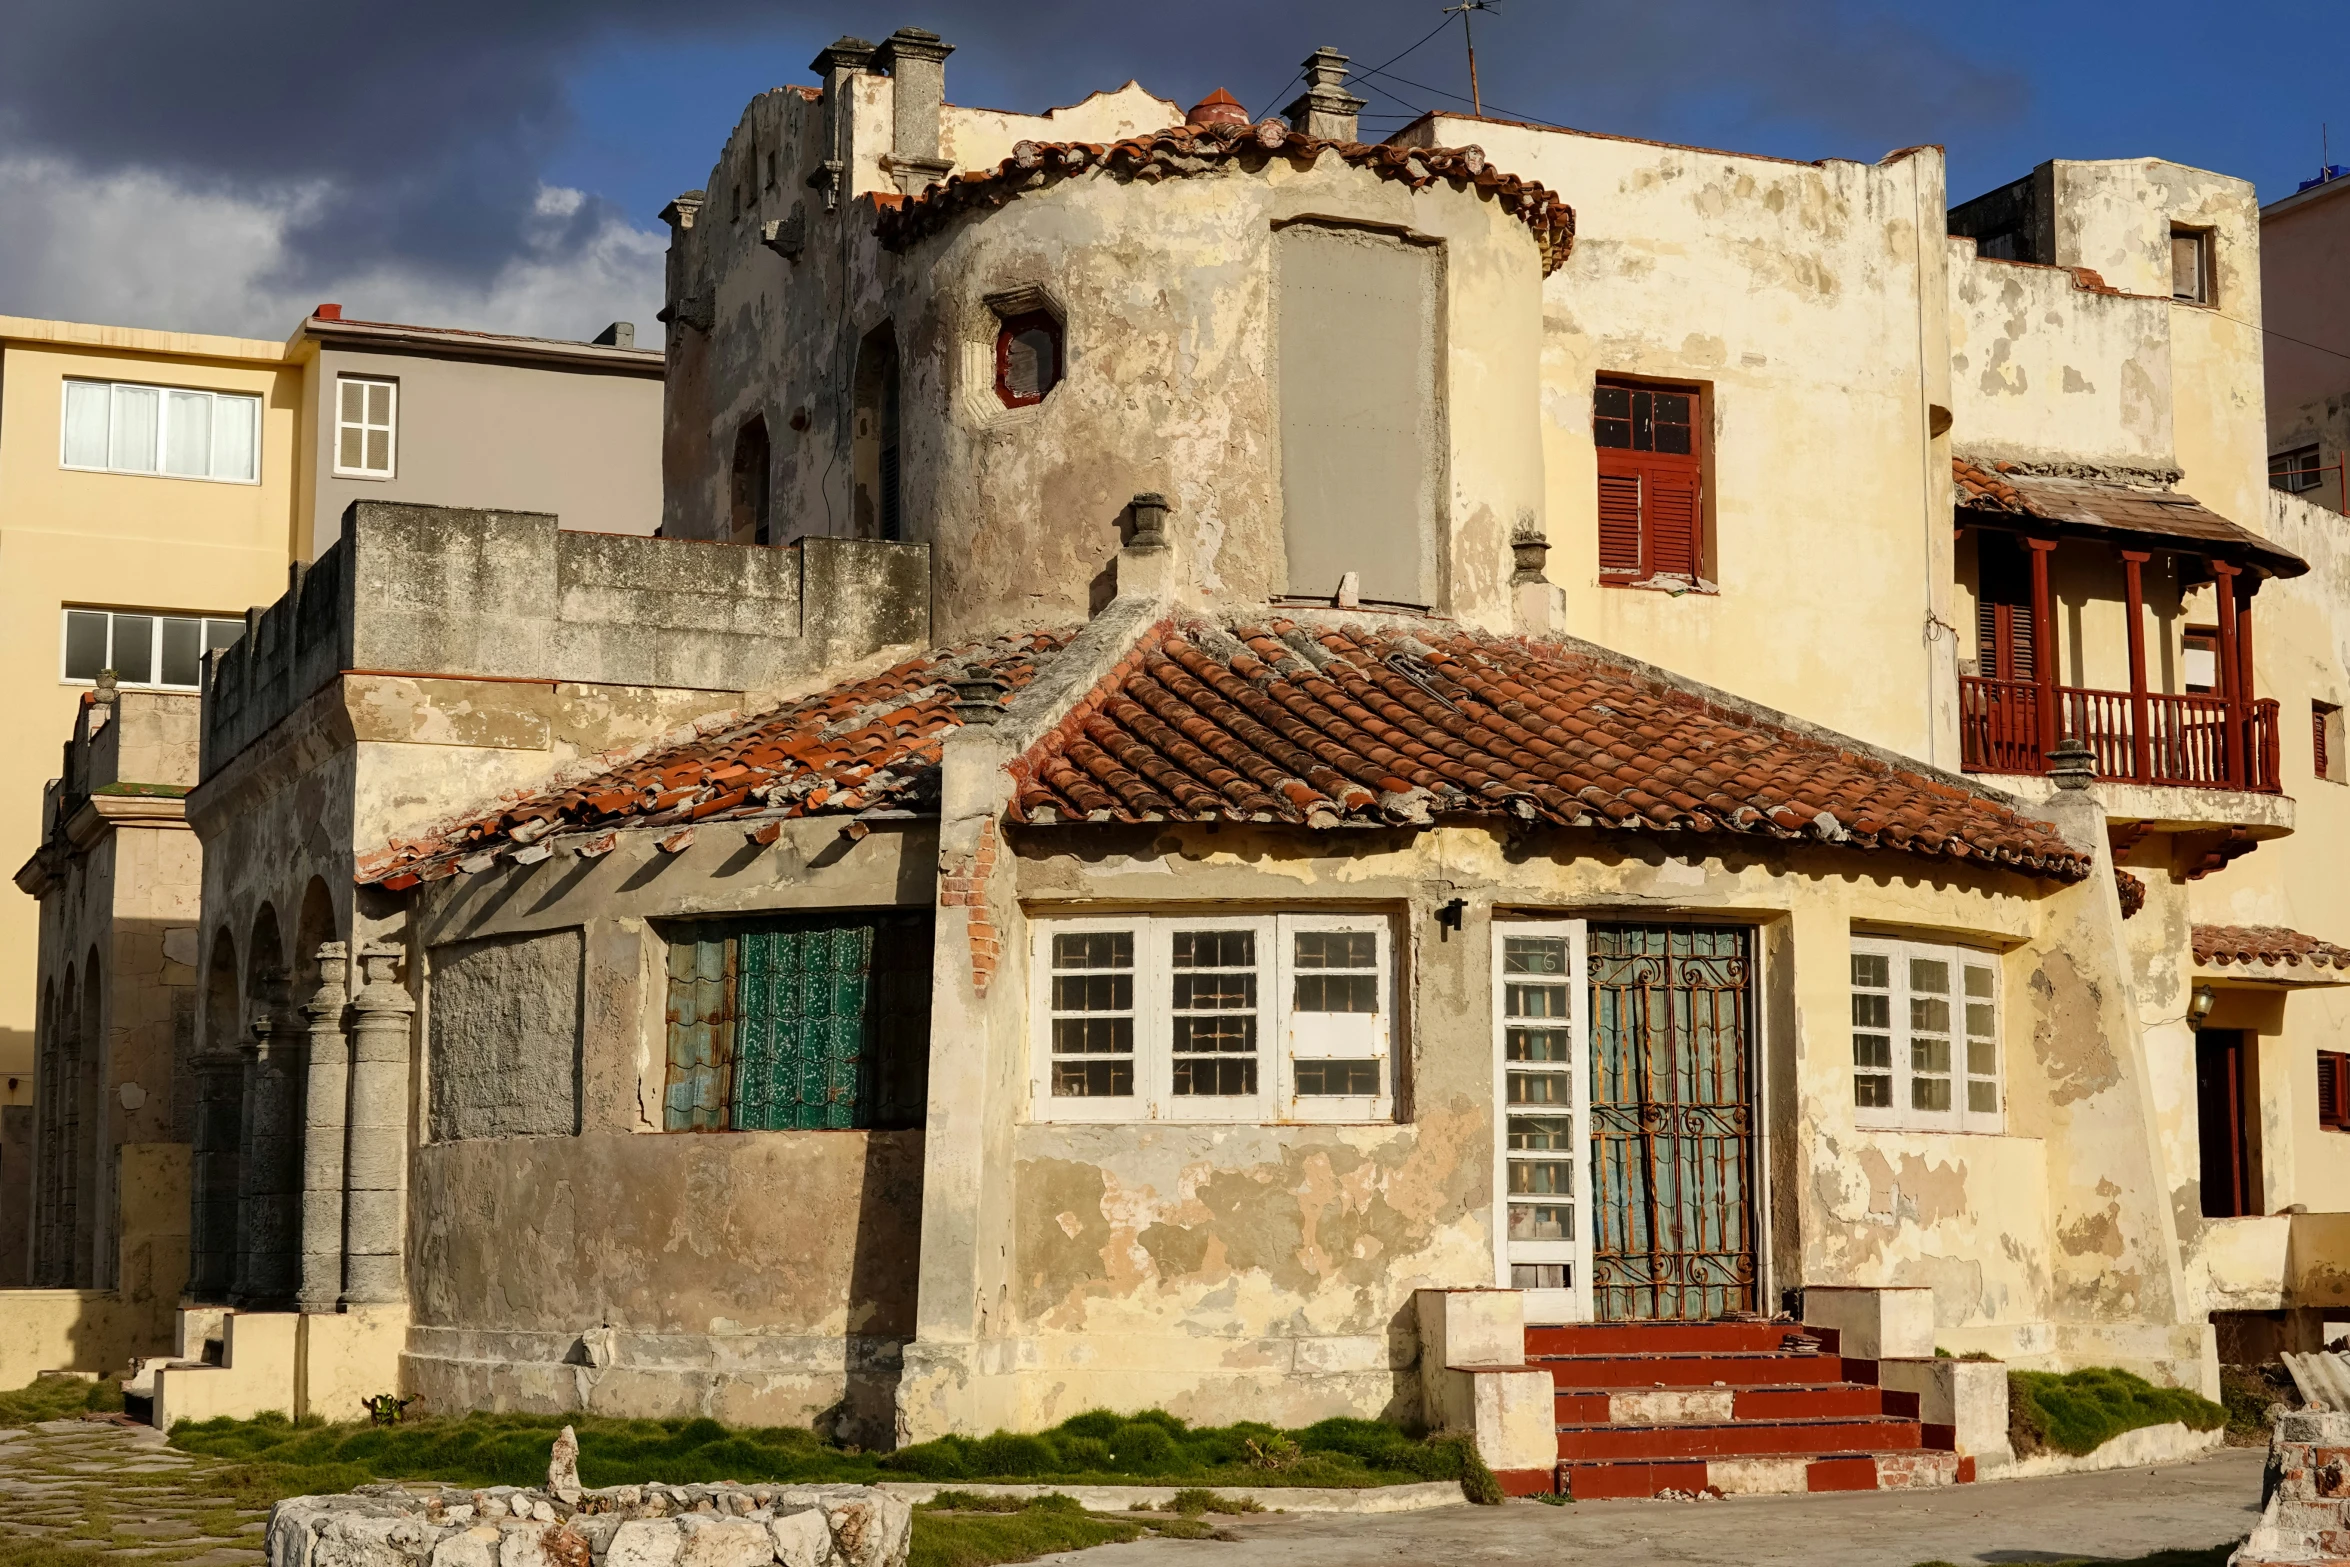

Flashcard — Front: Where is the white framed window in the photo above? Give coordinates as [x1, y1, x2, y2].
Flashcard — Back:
[1030, 912, 1394, 1124]
[1851, 936, 2002, 1134]
[61, 607, 245, 690]
[60, 380, 260, 483]
[1493, 920, 1593, 1324]
[334, 376, 398, 477]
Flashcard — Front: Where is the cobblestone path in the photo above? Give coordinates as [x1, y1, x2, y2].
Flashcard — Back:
[0, 1418, 270, 1567]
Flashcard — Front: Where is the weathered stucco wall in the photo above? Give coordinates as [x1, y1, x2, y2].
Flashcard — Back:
[1948, 248, 2172, 470]
[2262, 177, 2350, 516]
[426, 930, 582, 1142]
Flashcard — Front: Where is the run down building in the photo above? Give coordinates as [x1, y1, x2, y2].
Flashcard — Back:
[21, 30, 2350, 1498]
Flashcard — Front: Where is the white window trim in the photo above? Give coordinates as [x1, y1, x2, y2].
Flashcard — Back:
[1028, 912, 1396, 1125]
[57, 379, 263, 485]
[57, 607, 244, 691]
[1851, 935, 2004, 1135]
[1492, 918, 1594, 1324]
[333, 375, 399, 479]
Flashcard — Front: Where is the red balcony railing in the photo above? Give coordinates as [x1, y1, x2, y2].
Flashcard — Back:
[1959, 676, 2280, 792]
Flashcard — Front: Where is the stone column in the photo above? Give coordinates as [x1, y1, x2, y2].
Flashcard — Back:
[186, 1042, 245, 1300]
[342, 942, 414, 1306]
[298, 943, 350, 1313]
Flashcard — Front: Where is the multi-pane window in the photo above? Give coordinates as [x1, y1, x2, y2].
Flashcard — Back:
[60, 380, 260, 483]
[334, 376, 398, 477]
[2270, 444, 2323, 494]
[1593, 374, 1704, 585]
[1851, 938, 2002, 1133]
[2171, 227, 2212, 304]
[1493, 922, 1592, 1322]
[1032, 913, 1393, 1123]
[659, 913, 931, 1132]
[60, 608, 244, 689]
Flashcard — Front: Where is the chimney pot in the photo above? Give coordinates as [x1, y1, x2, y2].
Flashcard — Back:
[1282, 48, 1366, 143]
[1186, 88, 1251, 129]
[1128, 493, 1170, 552]
[314, 303, 343, 321]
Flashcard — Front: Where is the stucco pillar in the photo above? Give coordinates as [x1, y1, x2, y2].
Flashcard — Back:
[298, 943, 351, 1313]
[186, 1040, 244, 1300]
[232, 974, 304, 1308]
[874, 28, 953, 195]
[1282, 47, 1367, 143]
[341, 941, 414, 1306]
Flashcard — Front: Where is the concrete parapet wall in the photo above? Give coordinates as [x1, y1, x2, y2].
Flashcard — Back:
[201, 503, 930, 777]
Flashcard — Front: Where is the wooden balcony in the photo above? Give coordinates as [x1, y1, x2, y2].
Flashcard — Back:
[1959, 676, 2281, 793]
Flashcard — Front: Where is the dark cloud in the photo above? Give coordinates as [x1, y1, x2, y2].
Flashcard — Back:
[0, 0, 2025, 316]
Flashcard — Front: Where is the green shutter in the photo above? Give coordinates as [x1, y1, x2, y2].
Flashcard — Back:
[734, 920, 875, 1130]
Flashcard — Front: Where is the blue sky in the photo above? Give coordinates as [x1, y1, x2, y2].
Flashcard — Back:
[0, 1, 2341, 340]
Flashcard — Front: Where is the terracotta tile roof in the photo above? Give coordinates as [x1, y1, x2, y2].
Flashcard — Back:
[1007, 615, 2090, 881]
[2116, 868, 2146, 919]
[2192, 924, 2350, 971]
[875, 119, 1576, 275]
[357, 632, 1070, 888]
[1954, 456, 2306, 578]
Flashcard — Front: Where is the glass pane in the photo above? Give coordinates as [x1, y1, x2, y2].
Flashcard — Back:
[1909, 957, 1950, 994]
[1592, 386, 1632, 448]
[1506, 1025, 1572, 1063]
[1507, 1202, 1573, 1242]
[1963, 965, 1994, 999]
[1295, 973, 1377, 1012]
[1912, 1036, 1951, 1074]
[1853, 1034, 1891, 1070]
[110, 615, 154, 684]
[365, 429, 390, 471]
[206, 619, 245, 652]
[1852, 993, 1890, 1029]
[1912, 996, 1950, 1033]
[1172, 1056, 1255, 1096]
[1968, 1038, 1997, 1076]
[1966, 1002, 1995, 1037]
[62, 382, 110, 467]
[1053, 932, 1131, 969]
[1854, 1073, 1893, 1108]
[1504, 936, 1568, 974]
[1173, 972, 1255, 1009]
[1296, 931, 1375, 968]
[1507, 1070, 1570, 1106]
[1506, 982, 1570, 1020]
[110, 384, 159, 472]
[163, 390, 211, 476]
[1968, 1080, 1998, 1114]
[62, 611, 109, 680]
[159, 617, 202, 687]
[1052, 1016, 1131, 1056]
[213, 395, 258, 482]
[1173, 930, 1253, 967]
[1295, 1059, 1378, 1095]
[1051, 973, 1131, 1012]
[366, 381, 392, 424]
[1851, 952, 1888, 988]
[1054, 1058, 1132, 1097]
[1912, 1077, 1952, 1111]
[1173, 1016, 1255, 1054]
[1508, 1160, 1574, 1195]
[1511, 1263, 1569, 1290]
[1507, 1114, 1574, 1150]
[338, 426, 364, 470]
[340, 379, 366, 423]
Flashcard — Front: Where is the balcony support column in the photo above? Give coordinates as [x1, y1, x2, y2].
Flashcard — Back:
[2212, 559, 2245, 785]
[2027, 537, 2061, 763]
[2122, 550, 2152, 783]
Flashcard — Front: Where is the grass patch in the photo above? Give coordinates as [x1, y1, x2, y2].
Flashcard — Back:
[0, 1538, 121, 1567]
[2007, 1368, 2227, 1458]
[1913, 1552, 2233, 1567]
[0, 1374, 124, 1426]
[170, 1405, 1475, 1493]
[908, 1497, 1147, 1567]
[2219, 1363, 2295, 1445]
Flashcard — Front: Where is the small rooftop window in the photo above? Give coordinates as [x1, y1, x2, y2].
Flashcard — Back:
[2171, 226, 2212, 304]
[995, 311, 1063, 408]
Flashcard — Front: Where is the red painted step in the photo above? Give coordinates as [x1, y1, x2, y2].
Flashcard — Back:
[1557, 1415, 1924, 1462]
[1526, 1322, 1808, 1356]
[1531, 1351, 1873, 1388]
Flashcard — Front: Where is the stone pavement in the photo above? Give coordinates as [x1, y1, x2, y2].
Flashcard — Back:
[1031, 1448, 2268, 1566]
[0, 1418, 270, 1566]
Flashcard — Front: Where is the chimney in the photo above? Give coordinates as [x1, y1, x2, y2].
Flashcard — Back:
[592, 322, 635, 349]
[314, 302, 344, 321]
[1283, 47, 1366, 142]
[808, 36, 878, 211]
[874, 27, 955, 196]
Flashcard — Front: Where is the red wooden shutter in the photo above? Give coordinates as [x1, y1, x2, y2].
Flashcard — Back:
[1597, 460, 1643, 577]
[1644, 466, 1702, 580]
[2321, 1051, 2348, 1130]
[2315, 705, 2333, 781]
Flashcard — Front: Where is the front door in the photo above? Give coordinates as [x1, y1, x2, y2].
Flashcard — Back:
[1588, 924, 1758, 1321]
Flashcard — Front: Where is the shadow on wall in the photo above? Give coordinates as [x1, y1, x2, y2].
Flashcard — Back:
[840, 1127, 924, 1446]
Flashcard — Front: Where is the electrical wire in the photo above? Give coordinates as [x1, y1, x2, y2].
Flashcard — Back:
[1357, 63, 1566, 129]
[1257, 12, 1460, 124]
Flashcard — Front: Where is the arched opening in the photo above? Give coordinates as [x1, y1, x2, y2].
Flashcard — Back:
[33, 977, 68, 1286]
[294, 878, 338, 995]
[80, 951, 106, 1288]
[851, 325, 903, 542]
[730, 415, 773, 546]
[190, 930, 242, 1300]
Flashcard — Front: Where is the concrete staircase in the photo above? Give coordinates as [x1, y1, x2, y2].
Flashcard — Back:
[1522, 1320, 1976, 1498]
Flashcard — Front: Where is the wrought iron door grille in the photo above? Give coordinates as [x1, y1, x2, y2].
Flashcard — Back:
[1589, 924, 1757, 1321]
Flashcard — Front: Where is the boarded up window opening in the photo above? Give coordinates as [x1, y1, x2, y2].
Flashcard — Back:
[661, 913, 932, 1131]
[1276, 222, 1439, 607]
[1593, 375, 1703, 584]
[730, 416, 771, 546]
[1974, 532, 2038, 682]
[853, 327, 904, 543]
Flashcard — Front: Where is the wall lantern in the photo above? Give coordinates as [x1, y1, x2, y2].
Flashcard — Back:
[2188, 985, 2218, 1025]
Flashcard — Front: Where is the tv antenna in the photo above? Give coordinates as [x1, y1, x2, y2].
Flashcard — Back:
[1444, 0, 1498, 118]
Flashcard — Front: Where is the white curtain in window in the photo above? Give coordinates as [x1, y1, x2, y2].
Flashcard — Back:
[61, 382, 110, 468]
[109, 384, 159, 472]
[163, 390, 212, 477]
[212, 394, 258, 482]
